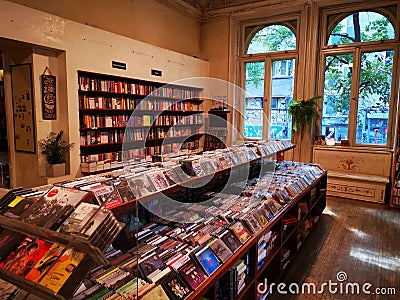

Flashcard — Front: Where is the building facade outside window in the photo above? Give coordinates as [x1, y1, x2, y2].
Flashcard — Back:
[319, 9, 397, 146]
[242, 23, 297, 140]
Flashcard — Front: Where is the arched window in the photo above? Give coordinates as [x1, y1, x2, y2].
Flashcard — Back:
[328, 12, 395, 45]
[247, 25, 296, 54]
[320, 10, 397, 146]
[242, 23, 297, 140]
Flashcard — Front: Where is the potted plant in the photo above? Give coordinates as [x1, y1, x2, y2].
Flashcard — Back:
[39, 130, 75, 177]
[288, 96, 322, 133]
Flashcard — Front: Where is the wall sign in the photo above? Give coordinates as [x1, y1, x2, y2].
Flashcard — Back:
[11, 63, 36, 153]
[41, 67, 56, 120]
[151, 69, 162, 77]
[112, 61, 126, 70]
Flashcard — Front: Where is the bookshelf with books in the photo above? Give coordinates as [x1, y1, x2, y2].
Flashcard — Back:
[204, 109, 229, 151]
[78, 71, 204, 174]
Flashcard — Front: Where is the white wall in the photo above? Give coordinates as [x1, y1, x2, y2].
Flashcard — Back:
[0, 0, 209, 187]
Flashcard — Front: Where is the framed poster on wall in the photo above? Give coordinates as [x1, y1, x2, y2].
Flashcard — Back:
[11, 63, 36, 153]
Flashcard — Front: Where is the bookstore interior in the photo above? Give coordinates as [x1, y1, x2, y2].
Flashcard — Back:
[0, 0, 399, 299]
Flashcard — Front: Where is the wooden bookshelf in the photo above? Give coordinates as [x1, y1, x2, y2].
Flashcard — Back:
[204, 109, 229, 151]
[78, 71, 204, 173]
[186, 170, 327, 299]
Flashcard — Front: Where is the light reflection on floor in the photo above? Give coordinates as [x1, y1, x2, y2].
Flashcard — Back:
[350, 247, 400, 271]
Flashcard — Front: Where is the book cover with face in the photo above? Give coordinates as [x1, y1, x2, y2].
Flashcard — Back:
[25, 243, 65, 282]
[1, 238, 52, 277]
[39, 248, 85, 292]
[179, 261, 207, 290]
[161, 272, 191, 300]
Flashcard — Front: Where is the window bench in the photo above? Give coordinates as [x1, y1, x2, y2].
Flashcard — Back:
[312, 146, 392, 203]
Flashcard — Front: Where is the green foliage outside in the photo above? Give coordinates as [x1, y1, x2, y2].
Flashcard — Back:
[245, 13, 394, 137]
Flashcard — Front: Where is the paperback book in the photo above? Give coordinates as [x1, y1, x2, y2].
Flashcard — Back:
[160, 271, 192, 300]
[194, 246, 221, 276]
[178, 260, 207, 290]
[230, 221, 251, 244]
[39, 248, 86, 293]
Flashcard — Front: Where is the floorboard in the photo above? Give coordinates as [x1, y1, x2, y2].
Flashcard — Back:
[269, 196, 400, 300]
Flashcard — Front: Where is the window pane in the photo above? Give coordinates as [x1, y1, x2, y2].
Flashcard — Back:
[322, 54, 353, 142]
[247, 25, 296, 54]
[328, 12, 394, 45]
[356, 50, 393, 145]
[270, 59, 294, 139]
[244, 61, 265, 139]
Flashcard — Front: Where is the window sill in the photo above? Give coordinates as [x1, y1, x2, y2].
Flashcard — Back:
[312, 144, 393, 153]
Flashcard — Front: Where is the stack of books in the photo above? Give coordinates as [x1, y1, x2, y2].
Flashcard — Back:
[257, 230, 278, 270]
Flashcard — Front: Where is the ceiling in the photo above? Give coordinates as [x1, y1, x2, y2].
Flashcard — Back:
[157, 0, 281, 21]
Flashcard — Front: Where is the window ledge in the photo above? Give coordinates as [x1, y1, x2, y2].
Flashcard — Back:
[312, 144, 393, 153]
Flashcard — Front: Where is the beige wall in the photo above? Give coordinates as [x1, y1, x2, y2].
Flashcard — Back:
[6, 0, 202, 58]
[201, 20, 230, 81]
[0, 0, 209, 188]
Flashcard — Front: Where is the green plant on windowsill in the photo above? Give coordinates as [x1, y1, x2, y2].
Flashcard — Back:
[288, 96, 322, 133]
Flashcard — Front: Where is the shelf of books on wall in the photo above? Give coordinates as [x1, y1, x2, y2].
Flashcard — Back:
[0, 139, 327, 299]
[78, 70, 204, 174]
[203, 109, 230, 151]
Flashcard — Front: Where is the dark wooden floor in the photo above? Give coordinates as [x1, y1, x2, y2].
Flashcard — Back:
[270, 196, 400, 300]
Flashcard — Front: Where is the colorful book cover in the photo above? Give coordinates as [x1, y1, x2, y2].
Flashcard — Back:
[220, 230, 242, 253]
[39, 248, 85, 292]
[0, 229, 25, 262]
[1, 197, 34, 218]
[230, 222, 251, 244]
[25, 243, 65, 282]
[194, 246, 221, 276]
[191, 162, 205, 177]
[139, 254, 165, 279]
[161, 271, 191, 300]
[0, 237, 52, 277]
[179, 261, 207, 290]
[90, 185, 115, 204]
[254, 210, 269, 227]
[147, 171, 170, 191]
[208, 238, 233, 263]
[20, 186, 89, 227]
